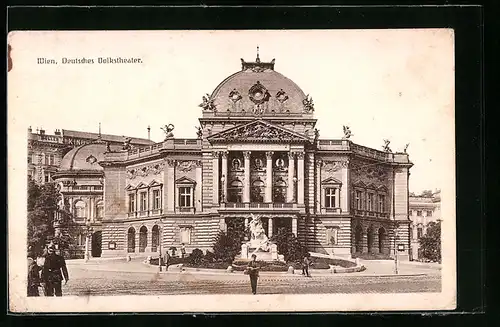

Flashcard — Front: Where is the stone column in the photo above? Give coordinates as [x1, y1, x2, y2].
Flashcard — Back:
[243, 151, 251, 203]
[287, 152, 295, 202]
[268, 217, 273, 237]
[166, 159, 175, 212]
[297, 152, 305, 205]
[341, 162, 350, 213]
[212, 152, 219, 205]
[221, 151, 228, 203]
[265, 151, 273, 203]
[292, 217, 298, 237]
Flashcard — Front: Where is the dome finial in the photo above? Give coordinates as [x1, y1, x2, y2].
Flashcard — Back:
[256, 46, 260, 63]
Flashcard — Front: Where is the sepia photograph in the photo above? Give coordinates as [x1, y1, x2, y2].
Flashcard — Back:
[8, 29, 456, 312]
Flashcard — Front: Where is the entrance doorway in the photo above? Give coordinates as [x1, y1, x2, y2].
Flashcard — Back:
[354, 225, 363, 253]
[378, 227, 386, 254]
[139, 226, 148, 252]
[127, 227, 136, 253]
[91, 231, 102, 257]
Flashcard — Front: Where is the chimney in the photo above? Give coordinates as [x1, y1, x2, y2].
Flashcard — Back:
[147, 125, 151, 140]
[28, 126, 32, 133]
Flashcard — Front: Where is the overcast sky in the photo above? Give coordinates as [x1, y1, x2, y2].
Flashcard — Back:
[8, 29, 454, 194]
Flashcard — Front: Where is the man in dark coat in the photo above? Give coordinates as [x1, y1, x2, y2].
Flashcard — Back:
[27, 256, 41, 296]
[41, 244, 69, 296]
[247, 254, 260, 295]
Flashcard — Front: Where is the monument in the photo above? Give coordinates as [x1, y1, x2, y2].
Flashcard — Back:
[240, 214, 279, 261]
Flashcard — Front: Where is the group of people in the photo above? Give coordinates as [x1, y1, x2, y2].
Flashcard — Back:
[28, 243, 69, 297]
[245, 253, 313, 295]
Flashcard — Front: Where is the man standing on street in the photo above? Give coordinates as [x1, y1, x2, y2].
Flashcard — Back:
[302, 253, 312, 277]
[247, 254, 260, 295]
[41, 244, 69, 296]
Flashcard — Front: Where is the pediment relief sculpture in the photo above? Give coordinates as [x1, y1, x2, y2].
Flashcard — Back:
[208, 121, 309, 143]
[127, 162, 164, 179]
[322, 160, 348, 172]
[177, 160, 201, 173]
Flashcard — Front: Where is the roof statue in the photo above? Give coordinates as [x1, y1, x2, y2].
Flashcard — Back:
[404, 143, 410, 153]
[195, 126, 203, 139]
[122, 137, 132, 150]
[161, 124, 175, 140]
[382, 139, 392, 153]
[302, 94, 314, 113]
[343, 125, 353, 139]
[199, 93, 216, 112]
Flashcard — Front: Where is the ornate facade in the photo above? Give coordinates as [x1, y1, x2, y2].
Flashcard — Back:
[99, 55, 413, 260]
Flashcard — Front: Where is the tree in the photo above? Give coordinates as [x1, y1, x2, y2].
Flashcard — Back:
[27, 181, 80, 257]
[212, 218, 247, 263]
[418, 221, 441, 263]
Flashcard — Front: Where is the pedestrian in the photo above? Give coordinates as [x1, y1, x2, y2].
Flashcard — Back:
[41, 244, 69, 296]
[180, 243, 186, 259]
[302, 253, 312, 277]
[27, 255, 41, 297]
[246, 254, 260, 295]
[164, 249, 171, 268]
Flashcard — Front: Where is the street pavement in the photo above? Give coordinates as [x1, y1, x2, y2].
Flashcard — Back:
[59, 258, 442, 296]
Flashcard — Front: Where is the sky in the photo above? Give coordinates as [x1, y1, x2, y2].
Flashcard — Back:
[8, 29, 455, 194]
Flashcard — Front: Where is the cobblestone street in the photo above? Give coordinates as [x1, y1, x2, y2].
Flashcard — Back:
[59, 259, 441, 296]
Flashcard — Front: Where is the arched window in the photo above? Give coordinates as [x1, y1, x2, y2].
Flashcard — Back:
[228, 179, 243, 203]
[251, 179, 265, 203]
[273, 178, 287, 203]
[74, 201, 86, 220]
[95, 201, 104, 220]
[139, 226, 148, 252]
[367, 225, 374, 253]
[354, 225, 363, 253]
[378, 227, 386, 254]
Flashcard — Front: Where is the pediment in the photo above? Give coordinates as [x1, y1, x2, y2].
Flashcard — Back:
[125, 184, 136, 191]
[136, 182, 148, 189]
[322, 177, 342, 185]
[353, 180, 366, 188]
[148, 180, 162, 187]
[175, 176, 196, 185]
[207, 120, 311, 143]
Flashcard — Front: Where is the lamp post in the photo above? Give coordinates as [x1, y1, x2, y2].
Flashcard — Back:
[393, 221, 399, 274]
[158, 225, 162, 272]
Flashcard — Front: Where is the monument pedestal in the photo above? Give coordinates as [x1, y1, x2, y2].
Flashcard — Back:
[239, 243, 280, 262]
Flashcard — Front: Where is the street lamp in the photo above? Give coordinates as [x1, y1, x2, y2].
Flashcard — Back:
[158, 225, 163, 272]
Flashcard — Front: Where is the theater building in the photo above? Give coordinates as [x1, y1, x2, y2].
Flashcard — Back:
[99, 55, 413, 260]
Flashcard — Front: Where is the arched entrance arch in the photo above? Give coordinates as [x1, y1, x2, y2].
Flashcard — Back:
[378, 227, 386, 254]
[152, 225, 160, 252]
[127, 227, 136, 253]
[91, 231, 102, 257]
[139, 226, 148, 252]
[367, 225, 374, 253]
[354, 225, 363, 253]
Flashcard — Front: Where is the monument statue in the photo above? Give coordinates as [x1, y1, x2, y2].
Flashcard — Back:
[161, 124, 175, 140]
[343, 125, 353, 139]
[246, 214, 269, 252]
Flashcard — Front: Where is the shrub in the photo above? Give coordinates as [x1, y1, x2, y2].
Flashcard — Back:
[189, 248, 204, 265]
[204, 250, 215, 263]
[419, 221, 441, 263]
[270, 228, 308, 263]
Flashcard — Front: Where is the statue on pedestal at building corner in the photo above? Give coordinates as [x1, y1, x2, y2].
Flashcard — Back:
[382, 139, 392, 153]
[199, 93, 216, 112]
[195, 126, 203, 139]
[161, 124, 175, 140]
[342, 125, 353, 139]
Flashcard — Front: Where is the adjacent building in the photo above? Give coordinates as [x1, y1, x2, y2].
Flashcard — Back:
[408, 190, 441, 261]
[92, 54, 414, 260]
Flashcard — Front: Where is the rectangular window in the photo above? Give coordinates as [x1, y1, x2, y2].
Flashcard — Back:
[409, 210, 412, 216]
[28, 155, 32, 164]
[417, 227, 423, 239]
[180, 227, 192, 244]
[325, 188, 336, 208]
[367, 193, 374, 211]
[426, 210, 433, 217]
[326, 227, 339, 245]
[179, 187, 192, 207]
[417, 210, 422, 216]
[355, 191, 362, 210]
[140, 192, 147, 211]
[379, 195, 385, 212]
[44, 173, 52, 183]
[45, 154, 55, 166]
[153, 189, 161, 209]
[128, 194, 135, 212]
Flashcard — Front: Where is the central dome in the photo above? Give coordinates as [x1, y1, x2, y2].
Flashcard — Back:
[208, 57, 309, 116]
